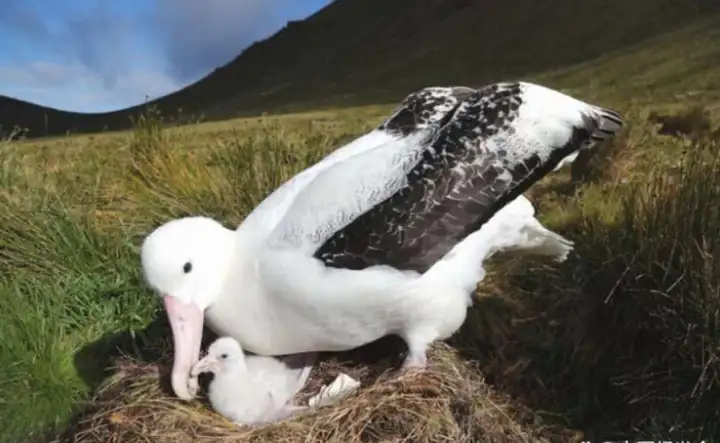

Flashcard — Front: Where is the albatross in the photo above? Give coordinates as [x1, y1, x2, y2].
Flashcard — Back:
[190, 337, 314, 426]
[141, 81, 623, 401]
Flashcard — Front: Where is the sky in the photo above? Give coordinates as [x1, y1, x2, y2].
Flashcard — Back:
[0, 0, 329, 113]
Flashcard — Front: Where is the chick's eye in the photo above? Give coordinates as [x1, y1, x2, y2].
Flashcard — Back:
[220, 353, 228, 359]
[182, 262, 192, 274]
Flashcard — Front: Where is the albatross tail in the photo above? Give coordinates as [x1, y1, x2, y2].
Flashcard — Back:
[490, 194, 574, 262]
[513, 217, 574, 262]
[424, 195, 573, 294]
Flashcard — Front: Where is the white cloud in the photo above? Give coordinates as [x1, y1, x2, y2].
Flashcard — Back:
[0, 0, 325, 111]
[0, 62, 180, 112]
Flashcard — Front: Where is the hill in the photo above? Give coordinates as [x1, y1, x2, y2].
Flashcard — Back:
[2, 0, 720, 138]
[3, 7, 720, 443]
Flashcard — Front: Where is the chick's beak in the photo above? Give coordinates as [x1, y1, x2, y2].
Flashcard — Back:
[190, 354, 219, 378]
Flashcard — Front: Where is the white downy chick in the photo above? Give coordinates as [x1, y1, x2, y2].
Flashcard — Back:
[191, 337, 315, 426]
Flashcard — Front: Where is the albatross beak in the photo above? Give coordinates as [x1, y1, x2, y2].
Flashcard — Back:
[164, 295, 204, 401]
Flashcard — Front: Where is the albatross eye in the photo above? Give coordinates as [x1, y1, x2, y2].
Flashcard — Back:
[220, 353, 228, 359]
[182, 262, 192, 274]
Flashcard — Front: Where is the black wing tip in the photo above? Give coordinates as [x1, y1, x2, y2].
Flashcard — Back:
[589, 106, 624, 142]
[596, 106, 623, 125]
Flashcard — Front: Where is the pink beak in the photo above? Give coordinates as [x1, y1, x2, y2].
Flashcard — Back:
[164, 295, 204, 401]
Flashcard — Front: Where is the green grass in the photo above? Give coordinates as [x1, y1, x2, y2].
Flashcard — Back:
[0, 107, 370, 443]
[460, 128, 720, 441]
[0, 153, 157, 441]
[2, 17, 720, 443]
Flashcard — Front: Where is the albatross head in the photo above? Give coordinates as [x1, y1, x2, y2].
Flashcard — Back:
[140, 216, 236, 401]
[191, 336, 247, 377]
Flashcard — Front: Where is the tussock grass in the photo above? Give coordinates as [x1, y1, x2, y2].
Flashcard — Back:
[0, 112, 376, 443]
[648, 104, 718, 139]
[2, 89, 720, 442]
[123, 110, 338, 231]
[461, 115, 720, 441]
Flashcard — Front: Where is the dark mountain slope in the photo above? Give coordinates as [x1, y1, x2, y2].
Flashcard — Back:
[2, 0, 718, 138]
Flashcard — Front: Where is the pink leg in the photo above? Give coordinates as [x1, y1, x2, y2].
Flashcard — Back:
[401, 351, 428, 372]
[400, 331, 431, 373]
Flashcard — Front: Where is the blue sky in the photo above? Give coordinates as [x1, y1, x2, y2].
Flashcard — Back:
[0, 0, 329, 112]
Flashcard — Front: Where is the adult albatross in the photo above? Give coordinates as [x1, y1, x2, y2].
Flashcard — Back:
[141, 81, 623, 400]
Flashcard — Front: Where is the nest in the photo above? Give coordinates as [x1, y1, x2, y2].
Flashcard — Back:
[56, 338, 574, 443]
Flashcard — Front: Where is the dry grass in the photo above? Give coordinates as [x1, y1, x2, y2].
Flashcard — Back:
[57, 344, 571, 443]
[29, 107, 580, 441]
[3, 67, 720, 442]
[458, 118, 720, 441]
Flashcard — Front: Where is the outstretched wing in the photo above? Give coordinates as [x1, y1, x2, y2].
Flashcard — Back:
[261, 87, 477, 251]
[313, 82, 622, 273]
[318, 86, 477, 165]
[239, 86, 475, 238]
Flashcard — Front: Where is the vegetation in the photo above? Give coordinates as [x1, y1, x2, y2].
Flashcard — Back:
[463, 123, 720, 440]
[0, 106, 382, 443]
[2, 4, 720, 443]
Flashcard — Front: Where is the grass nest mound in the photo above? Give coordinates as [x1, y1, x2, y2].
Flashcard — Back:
[56, 338, 572, 443]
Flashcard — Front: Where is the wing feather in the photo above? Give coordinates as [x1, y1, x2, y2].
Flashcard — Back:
[314, 82, 623, 272]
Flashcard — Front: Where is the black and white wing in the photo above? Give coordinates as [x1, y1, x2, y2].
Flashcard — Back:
[318, 86, 477, 165]
[239, 86, 476, 237]
[377, 86, 477, 136]
[311, 81, 623, 273]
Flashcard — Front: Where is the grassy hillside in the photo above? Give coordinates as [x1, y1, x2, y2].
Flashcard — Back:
[2, 0, 719, 138]
[2, 15, 720, 443]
